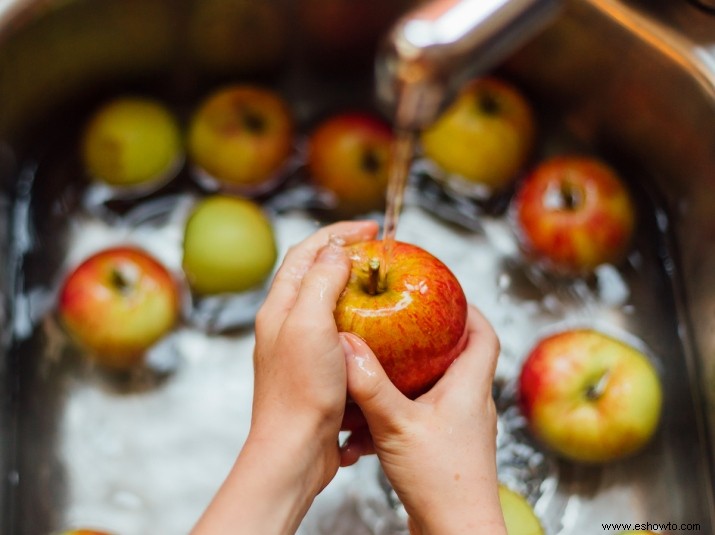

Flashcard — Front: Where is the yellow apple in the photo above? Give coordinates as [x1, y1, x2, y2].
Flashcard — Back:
[519, 329, 662, 463]
[81, 97, 182, 188]
[421, 76, 535, 192]
[499, 485, 544, 535]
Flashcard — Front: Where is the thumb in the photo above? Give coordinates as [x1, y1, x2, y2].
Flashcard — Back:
[340, 333, 407, 432]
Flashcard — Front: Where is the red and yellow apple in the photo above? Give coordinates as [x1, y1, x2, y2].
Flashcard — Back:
[307, 112, 394, 217]
[335, 240, 467, 398]
[182, 195, 278, 295]
[59, 247, 181, 370]
[61, 530, 114, 535]
[421, 76, 535, 192]
[512, 156, 635, 275]
[81, 97, 182, 188]
[498, 484, 544, 535]
[187, 85, 294, 192]
[519, 329, 662, 463]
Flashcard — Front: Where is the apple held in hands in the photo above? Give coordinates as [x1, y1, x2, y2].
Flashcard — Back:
[188, 85, 294, 192]
[81, 97, 182, 188]
[58, 247, 181, 370]
[335, 240, 467, 398]
[308, 112, 394, 217]
[182, 195, 277, 295]
[513, 156, 636, 275]
[421, 76, 535, 192]
[498, 485, 544, 535]
[519, 329, 662, 463]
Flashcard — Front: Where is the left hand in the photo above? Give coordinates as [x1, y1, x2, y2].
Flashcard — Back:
[250, 219, 379, 493]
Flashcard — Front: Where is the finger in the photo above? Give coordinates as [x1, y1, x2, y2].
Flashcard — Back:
[340, 427, 376, 467]
[256, 220, 378, 338]
[422, 305, 500, 403]
[342, 333, 408, 434]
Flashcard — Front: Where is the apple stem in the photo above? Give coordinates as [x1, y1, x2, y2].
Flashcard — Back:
[586, 371, 611, 401]
[367, 257, 382, 296]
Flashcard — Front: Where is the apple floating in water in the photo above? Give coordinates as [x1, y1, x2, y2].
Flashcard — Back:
[498, 484, 544, 535]
[307, 111, 394, 217]
[335, 240, 468, 398]
[58, 247, 181, 370]
[182, 195, 278, 295]
[81, 97, 182, 189]
[519, 329, 662, 463]
[512, 156, 636, 275]
[421, 76, 535, 193]
[187, 85, 294, 193]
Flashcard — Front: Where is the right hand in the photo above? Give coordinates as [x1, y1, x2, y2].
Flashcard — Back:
[340, 305, 507, 535]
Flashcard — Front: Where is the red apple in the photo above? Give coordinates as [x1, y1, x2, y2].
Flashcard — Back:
[61, 530, 114, 535]
[519, 329, 662, 463]
[59, 246, 181, 370]
[421, 76, 536, 193]
[187, 85, 294, 193]
[307, 112, 394, 217]
[335, 240, 468, 398]
[512, 156, 636, 275]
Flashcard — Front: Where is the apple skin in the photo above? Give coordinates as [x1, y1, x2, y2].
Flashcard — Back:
[519, 329, 662, 463]
[182, 195, 277, 295]
[498, 484, 544, 535]
[513, 156, 636, 275]
[61, 530, 114, 535]
[58, 247, 181, 370]
[421, 76, 535, 191]
[81, 97, 182, 187]
[308, 112, 394, 217]
[187, 85, 294, 190]
[335, 240, 468, 398]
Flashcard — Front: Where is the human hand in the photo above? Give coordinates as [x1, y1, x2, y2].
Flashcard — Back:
[192, 220, 378, 535]
[340, 305, 507, 535]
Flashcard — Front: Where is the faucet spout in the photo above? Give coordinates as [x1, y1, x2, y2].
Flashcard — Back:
[377, 0, 560, 129]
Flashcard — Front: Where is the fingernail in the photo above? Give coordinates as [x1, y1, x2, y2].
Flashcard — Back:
[340, 334, 376, 377]
[340, 333, 355, 358]
[328, 233, 346, 249]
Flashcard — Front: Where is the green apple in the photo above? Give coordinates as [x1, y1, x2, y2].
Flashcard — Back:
[421, 76, 535, 192]
[58, 246, 181, 370]
[499, 485, 544, 535]
[81, 97, 182, 187]
[187, 85, 294, 191]
[335, 239, 467, 400]
[519, 329, 662, 463]
[512, 156, 636, 275]
[182, 195, 277, 295]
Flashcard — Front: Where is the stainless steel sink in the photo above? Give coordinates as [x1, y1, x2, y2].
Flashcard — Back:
[1, 0, 714, 533]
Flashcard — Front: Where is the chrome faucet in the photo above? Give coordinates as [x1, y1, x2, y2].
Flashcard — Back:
[377, 0, 560, 129]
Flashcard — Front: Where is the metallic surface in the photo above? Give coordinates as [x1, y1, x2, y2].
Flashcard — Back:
[375, 0, 560, 128]
[0, 0, 715, 533]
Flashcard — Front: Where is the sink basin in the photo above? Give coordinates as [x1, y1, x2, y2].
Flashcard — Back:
[0, 0, 714, 533]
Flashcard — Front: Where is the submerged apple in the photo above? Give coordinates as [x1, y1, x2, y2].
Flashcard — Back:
[188, 85, 294, 191]
[421, 76, 535, 192]
[81, 97, 182, 188]
[513, 156, 636, 275]
[307, 112, 393, 217]
[519, 329, 662, 463]
[59, 246, 181, 370]
[335, 240, 467, 398]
